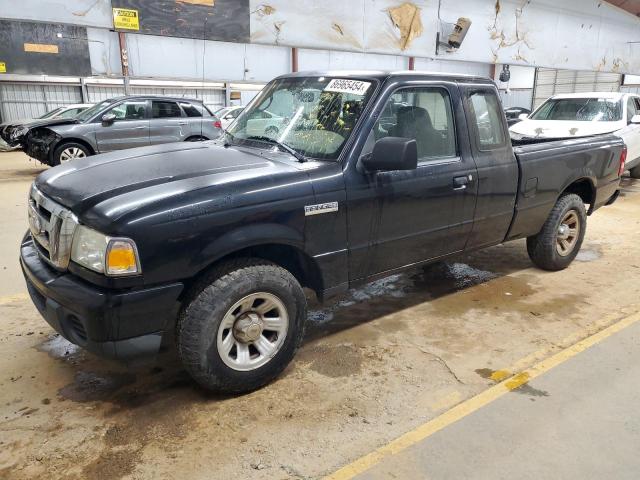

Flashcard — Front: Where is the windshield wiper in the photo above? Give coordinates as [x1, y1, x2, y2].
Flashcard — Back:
[245, 135, 307, 163]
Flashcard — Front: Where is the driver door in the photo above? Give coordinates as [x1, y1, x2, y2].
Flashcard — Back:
[94, 99, 150, 153]
[345, 83, 478, 280]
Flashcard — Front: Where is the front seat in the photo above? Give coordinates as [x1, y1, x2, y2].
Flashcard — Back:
[390, 106, 445, 158]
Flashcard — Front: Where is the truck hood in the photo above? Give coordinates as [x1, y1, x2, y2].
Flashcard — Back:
[509, 119, 623, 139]
[35, 142, 293, 216]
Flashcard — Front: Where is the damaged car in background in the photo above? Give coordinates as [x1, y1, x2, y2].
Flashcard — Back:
[0, 103, 93, 149]
[510, 92, 640, 177]
[24, 96, 222, 166]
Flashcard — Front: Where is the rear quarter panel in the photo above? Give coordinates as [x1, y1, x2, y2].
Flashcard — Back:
[507, 135, 623, 240]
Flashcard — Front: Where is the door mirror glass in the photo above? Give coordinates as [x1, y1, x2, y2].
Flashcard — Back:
[518, 113, 529, 120]
[362, 137, 418, 172]
[630, 114, 640, 124]
[101, 112, 116, 124]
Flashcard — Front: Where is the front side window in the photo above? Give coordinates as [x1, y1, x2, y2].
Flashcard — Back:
[371, 87, 456, 160]
[107, 101, 147, 121]
[152, 101, 182, 118]
[226, 76, 376, 160]
[531, 97, 622, 122]
[469, 91, 506, 148]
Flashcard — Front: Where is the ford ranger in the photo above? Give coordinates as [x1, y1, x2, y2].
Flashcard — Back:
[20, 71, 625, 393]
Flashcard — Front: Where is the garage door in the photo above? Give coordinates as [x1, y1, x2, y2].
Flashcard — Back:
[532, 68, 622, 109]
[0, 83, 82, 122]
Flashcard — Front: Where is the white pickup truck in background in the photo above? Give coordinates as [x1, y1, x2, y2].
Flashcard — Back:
[510, 92, 640, 178]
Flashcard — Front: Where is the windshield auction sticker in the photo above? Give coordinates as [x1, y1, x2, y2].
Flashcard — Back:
[324, 79, 371, 96]
[112, 8, 140, 30]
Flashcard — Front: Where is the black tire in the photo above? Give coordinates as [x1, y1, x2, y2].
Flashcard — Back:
[185, 136, 209, 142]
[177, 258, 307, 393]
[52, 142, 90, 166]
[630, 165, 640, 179]
[526, 193, 587, 271]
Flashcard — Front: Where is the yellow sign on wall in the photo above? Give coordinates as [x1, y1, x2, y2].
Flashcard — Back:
[0, 62, 6, 73]
[24, 43, 59, 54]
[112, 8, 140, 31]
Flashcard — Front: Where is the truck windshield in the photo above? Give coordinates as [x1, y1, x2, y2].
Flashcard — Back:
[530, 98, 622, 122]
[226, 76, 376, 160]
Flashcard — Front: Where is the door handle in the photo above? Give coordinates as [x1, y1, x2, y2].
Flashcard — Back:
[133, 126, 147, 130]
[178, 121, 188, 125]
[453, 174, 473, 190]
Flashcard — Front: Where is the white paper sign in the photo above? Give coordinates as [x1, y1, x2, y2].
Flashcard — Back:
[324, 79, 371, 96]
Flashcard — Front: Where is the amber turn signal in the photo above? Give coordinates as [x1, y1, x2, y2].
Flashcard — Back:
[106, 239, 140, 276]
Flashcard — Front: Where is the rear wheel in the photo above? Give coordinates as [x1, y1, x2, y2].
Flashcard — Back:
[630, 165, 640, 179]
[185, 136, 209, 142]
[177, 259, 307, 393]
[52, 142, 90, 166]
[526, 193, 587, 271]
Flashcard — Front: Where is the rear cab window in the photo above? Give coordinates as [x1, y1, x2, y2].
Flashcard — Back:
[467, 90, 507, 150]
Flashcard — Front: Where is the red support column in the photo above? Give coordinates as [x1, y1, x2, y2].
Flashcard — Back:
[408, 56, 415, 70]
[291, 47, 298, 73]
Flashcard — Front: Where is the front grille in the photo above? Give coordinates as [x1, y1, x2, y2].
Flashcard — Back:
[28, 184, 77, 271]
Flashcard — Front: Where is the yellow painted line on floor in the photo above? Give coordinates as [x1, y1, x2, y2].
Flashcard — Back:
[325, 310, 640, 480]
[0, 293, 29, 305]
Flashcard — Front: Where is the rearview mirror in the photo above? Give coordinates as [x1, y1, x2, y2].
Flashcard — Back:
[630, 114, 640, 124]
[101, 113, 116, 124]
[361, 137, 418, 172]
[518, 113, 529, 120]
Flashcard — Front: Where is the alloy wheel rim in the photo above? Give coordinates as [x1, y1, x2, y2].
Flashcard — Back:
[216, 292, 289, 371]
[556, 210, 580, 257]
[60, 147, 86, 162]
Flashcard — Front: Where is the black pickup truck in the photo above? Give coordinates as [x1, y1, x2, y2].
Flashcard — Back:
[20, 71, 625, 393]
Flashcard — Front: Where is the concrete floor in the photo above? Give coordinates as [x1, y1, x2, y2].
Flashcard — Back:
[1, 150, 640, 480]
[356, 319, 640, 480]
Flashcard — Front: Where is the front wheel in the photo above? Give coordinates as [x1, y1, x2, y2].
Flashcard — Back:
[177, 259, 307, 393]
[52, 142, 90, 166]
[526, 193, 587, 271]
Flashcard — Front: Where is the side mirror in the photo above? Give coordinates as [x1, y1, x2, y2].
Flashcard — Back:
[224, 114, 233, 120]
[518, 113, 529, 120]
[361, 137, 418, 172]
[102, 113, 116, 124]
[630, 114, 640, 124]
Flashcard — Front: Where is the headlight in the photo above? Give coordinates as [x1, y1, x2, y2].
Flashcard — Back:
[70, 225, 141, 276]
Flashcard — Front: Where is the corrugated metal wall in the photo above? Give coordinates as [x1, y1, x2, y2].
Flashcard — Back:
[533, 68, 622, 109]
[0, 83, 226, 121]
[0, 83, 82, 121]
[499, 89, 534, 110]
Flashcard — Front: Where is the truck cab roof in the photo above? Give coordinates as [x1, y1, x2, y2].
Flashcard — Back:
[277, 70, 495, 85]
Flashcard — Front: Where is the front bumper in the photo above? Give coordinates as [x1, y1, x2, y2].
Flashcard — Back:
[20, 234, 184, 361]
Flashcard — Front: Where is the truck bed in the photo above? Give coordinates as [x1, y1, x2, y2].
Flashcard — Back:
[507, 134, 625, 241]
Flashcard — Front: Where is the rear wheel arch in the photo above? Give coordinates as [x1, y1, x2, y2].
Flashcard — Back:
[560, 177, 596, 213]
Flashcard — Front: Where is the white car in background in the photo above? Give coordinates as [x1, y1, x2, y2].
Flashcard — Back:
[510, 92, 640, 178]
[245, 109, 289, 137]
[215, 105, 244, 129]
